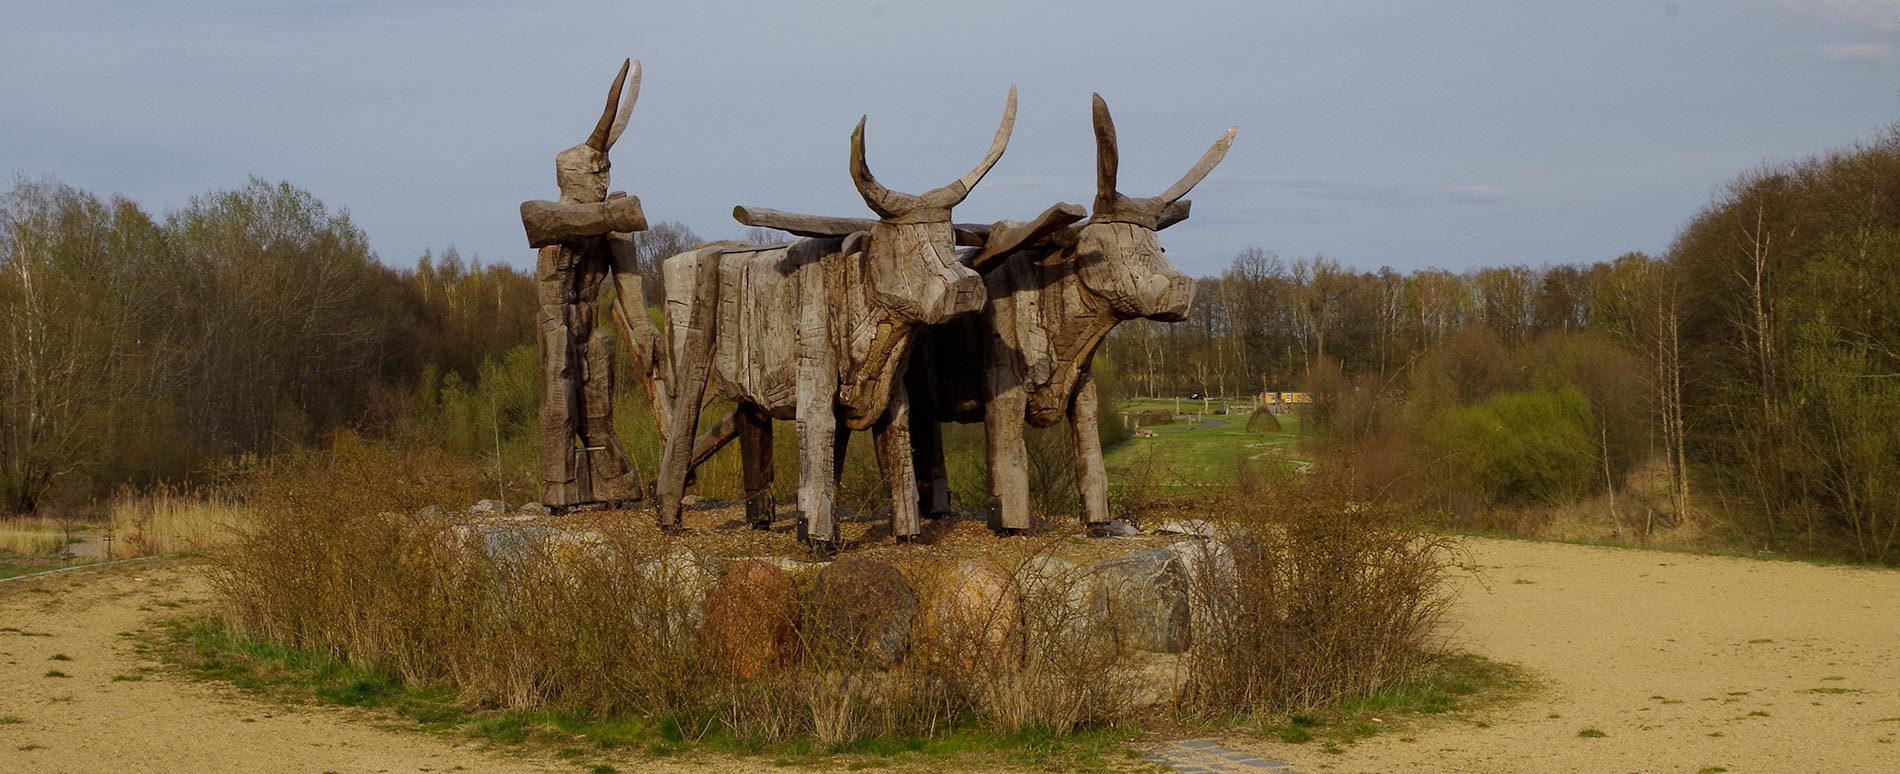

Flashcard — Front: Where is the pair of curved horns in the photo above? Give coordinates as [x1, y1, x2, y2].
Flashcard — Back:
[585, 59, 642, 152]
[1093, 93, 1236, 209]
[851, 85, 1018, 218]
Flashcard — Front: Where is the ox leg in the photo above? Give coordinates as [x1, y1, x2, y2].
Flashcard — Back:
[905, 364, 952, 520]
[655, 260, 720, 529]
[874, 380, 921, 541]
[796, 375, 841, 549]
[910, 412, 952, 520]
[1071, 372, 1110, 527]
[738, 407, 776, 529]
[985, 386, 1031, 534]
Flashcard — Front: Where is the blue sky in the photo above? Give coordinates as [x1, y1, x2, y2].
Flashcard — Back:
[3, 1, 1896, 276]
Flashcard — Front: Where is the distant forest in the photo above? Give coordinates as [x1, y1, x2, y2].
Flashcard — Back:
[4, 125, 1897, 561]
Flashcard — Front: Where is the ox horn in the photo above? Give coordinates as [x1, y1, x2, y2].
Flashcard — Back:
[924, 85, 1018, 207]
[585, 58, 632, 152]
[604, 59, 641, 150]
[850, 116, 921, 218]
[1091, 93, 1120, 209]
[1156, 125, 1238, 206]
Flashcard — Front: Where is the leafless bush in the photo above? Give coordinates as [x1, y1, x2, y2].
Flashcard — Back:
[207, 435, 1454, 745]
[1182, 467, 1456, 715]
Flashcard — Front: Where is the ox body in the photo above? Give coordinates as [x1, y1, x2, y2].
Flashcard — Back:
[652, 89, 1016, 548]
[909, 95, 1236, 530]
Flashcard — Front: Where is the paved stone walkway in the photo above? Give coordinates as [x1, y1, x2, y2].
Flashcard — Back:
[1145, 738, 1297, 772]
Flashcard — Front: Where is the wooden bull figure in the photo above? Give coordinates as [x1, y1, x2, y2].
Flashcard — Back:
[908, 93, 1236, 533]
[518, 58, 666, 509]
[653, 88, 1020, 548]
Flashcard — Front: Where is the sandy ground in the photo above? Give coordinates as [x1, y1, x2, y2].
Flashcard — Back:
[3, 538, 1896, 773]
[1234, 538, 1900, 773]
[0, 560, 920, 774]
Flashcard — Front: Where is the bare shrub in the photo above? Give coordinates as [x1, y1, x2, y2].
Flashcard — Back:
[1182, 466, 1457, 715]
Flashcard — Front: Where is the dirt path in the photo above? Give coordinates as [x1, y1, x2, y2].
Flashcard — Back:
[5, 539, 1896, 773]
[1233, 538, 1900, 773]
[0, 561, 865, 774]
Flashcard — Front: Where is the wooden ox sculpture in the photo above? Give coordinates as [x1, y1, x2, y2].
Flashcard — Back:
[653, 88, 1020, 548]
[907, 94, 1236, 533]
[518, 58, 663, 510]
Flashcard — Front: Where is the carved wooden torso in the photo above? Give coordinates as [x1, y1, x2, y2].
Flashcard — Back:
[663, 237, 921, 431]
[920, 244, 1117, 427]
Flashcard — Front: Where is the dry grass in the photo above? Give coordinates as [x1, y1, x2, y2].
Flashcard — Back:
[204, 431, 1455, 748]
[107, 486, 245, 557]
[0, 517, 74, 555]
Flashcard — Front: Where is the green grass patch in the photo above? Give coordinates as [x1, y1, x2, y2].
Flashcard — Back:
[0, 715, 23, 725]
[1105, 404, 1306, 489]
[146, 615, 1147, 770]
[42, 670, 69, 678]
[1577, 728, 1607, 738]
[1258, 653, 1531, 749]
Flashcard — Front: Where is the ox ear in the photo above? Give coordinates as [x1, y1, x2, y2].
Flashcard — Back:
[1156, 199, 1192, 231]
[965, 202, 1087, 272]
[843, 230, 870, 256]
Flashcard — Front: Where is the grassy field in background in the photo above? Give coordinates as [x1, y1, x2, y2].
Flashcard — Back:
[1105, 399, 1308, 491]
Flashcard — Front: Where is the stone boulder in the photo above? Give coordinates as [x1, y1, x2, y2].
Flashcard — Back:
[700, 559, 799, 679]
[1091, 548, 1191, 653]
[806, 557, 916, 668]
[638, 548, 716, 638]
[915, 559, 1022, 671]
[1013, 555, 1104, 651]
[468, 498, 509, 517]
[1163, 538, 1238, 639]
[1153, 519, 1218, 538]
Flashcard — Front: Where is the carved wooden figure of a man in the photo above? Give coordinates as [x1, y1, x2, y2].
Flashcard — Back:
[519, 58, 655, 509]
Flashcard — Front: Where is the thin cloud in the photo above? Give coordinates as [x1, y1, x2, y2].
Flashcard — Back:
[1819, 41, 1896, 61]
[1777, 0, 1900, 34]
[1442, 184, 1507, 204]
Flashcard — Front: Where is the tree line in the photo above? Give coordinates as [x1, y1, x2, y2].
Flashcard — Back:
[4, 123, 1896, 560]
[1100, 124, 1900, 562]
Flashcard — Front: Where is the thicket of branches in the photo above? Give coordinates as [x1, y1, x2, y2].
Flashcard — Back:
[0, 177, 542, 511]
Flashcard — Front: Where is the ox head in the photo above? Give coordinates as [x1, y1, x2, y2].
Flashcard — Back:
[555, 59, 641, 205]
[1074, 94, 1235, 322]
[848, 87, 1017, 325]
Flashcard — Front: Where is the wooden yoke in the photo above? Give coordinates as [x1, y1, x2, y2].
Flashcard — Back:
[735, 205, 991, 247]
[965, 202, 1088, 272]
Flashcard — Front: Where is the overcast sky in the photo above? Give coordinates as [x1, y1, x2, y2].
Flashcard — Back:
[4, 1, 1897, 277]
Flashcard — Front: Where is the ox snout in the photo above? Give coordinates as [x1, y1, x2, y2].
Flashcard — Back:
[916, 268, 986, 325]
[1143, 271, 1195, 322]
